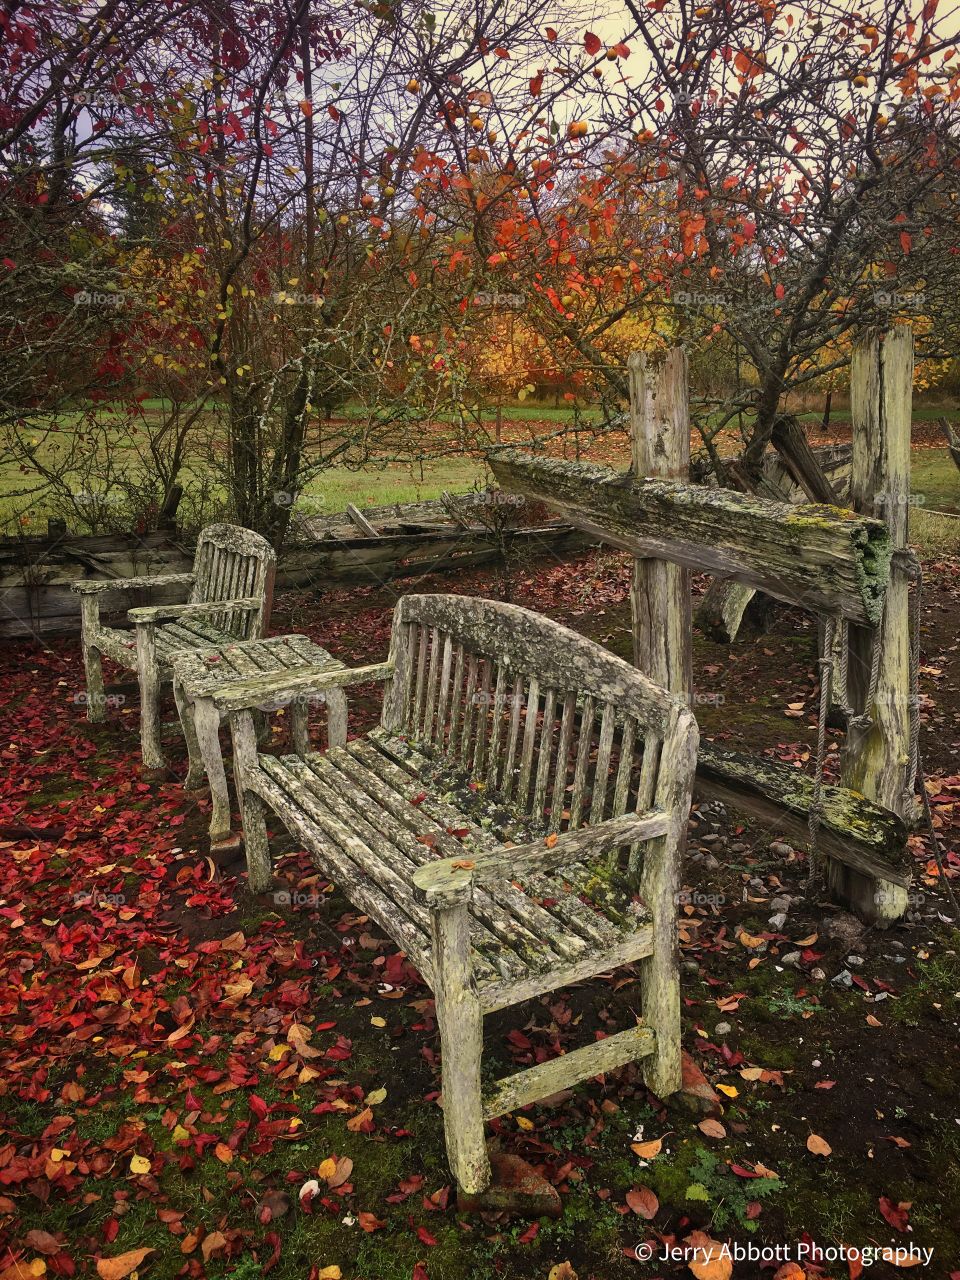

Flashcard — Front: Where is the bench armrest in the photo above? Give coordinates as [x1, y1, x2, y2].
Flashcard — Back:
[412, 809, 670, 909]
[211, 660, 395, 714]
[128, 598, 260, 624]
[72, 572, 195, 595]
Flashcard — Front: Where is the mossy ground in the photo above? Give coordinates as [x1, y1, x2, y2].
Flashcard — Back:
[3, 547, 959, 1279]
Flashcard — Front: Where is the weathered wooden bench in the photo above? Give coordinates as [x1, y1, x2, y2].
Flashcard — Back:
[213, 594, 698, 1197]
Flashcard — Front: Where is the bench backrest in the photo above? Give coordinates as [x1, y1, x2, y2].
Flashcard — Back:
[189, 524, 276, 639]
[382, 594, 697, 882]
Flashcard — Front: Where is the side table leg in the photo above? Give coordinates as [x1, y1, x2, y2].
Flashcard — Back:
[194, 697, 232, 842]
[174, 680, 206, 791]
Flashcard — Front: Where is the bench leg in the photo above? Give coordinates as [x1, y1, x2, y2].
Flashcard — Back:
[639, 835, 682, 1097]
[135, 624, 165, 769]
[431, 904, 491, 1196]
[240, 789, 272, 894]
[79, 598, 105, 722]
[230, 709, 273, 893]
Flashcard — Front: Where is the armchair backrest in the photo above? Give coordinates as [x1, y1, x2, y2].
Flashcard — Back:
[189, 524, 276, 640]
[381, 593, 698, 887]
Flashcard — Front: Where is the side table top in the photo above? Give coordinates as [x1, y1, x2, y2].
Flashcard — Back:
[172, 634, 345, 697]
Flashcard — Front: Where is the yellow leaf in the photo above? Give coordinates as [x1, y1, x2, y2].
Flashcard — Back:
[364, 1087, 387, 1106]
[319, 1270, 342, 1280]
[515, 1115, 534, 1131]
[370, 1017, 387, 1028]
[172, 1125, 190, 1143]
[716, 1084, 738, 1098]
[738, 931, 764, 949]
[129, 1155, 151, 1174]
[317, 1158, 337, 1182]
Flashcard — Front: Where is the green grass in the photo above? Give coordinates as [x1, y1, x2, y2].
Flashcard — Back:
[2, 400, 958, 547]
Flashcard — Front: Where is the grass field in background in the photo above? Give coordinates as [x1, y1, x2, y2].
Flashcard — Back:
[2, 400, 957, 552]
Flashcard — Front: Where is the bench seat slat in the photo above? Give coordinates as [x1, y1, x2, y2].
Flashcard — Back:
[359, 732, 647, 951]
[324, 748, 590, 965]
[304, 752, 565, 975]
[252, 763, 435, 980]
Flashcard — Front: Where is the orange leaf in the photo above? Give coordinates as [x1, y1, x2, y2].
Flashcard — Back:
[684, 1230, 732, 1280]
[806, 1133, 832, 1157]
[631, 1138, 663, 1159]
[96, 1250, 155, 1280]
[545, 833, 559, 848]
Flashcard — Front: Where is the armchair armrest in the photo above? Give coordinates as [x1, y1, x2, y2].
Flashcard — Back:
[128, 597, 259, 625]
[72, 572, 195, 595]
[412, 809, 670, 909]
[211, 660, 395, 714]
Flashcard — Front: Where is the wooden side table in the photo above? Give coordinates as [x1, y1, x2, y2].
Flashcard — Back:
[172, 634, 348, 843]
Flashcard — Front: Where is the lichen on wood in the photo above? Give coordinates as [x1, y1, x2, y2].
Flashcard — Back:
[488, 449, 891, 626]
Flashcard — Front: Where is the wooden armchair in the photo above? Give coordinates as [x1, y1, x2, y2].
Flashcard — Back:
[72, 524, 275, 767]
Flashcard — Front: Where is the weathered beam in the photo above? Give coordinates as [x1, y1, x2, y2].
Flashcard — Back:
[345, 503, 380, 537]
[695, 744, 909, 889]
[770, 414, 840, 504]
[489, 449, 890, 626]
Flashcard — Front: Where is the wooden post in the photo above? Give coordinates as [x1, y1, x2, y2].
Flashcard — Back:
[838, 326, 915, 922]
[628, 349, 693, 703]
[629, 349, 690, 1091]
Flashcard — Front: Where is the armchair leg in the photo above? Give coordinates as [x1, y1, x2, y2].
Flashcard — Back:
[135, 624, 165, 769]
[432, 905, 491, 1196]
